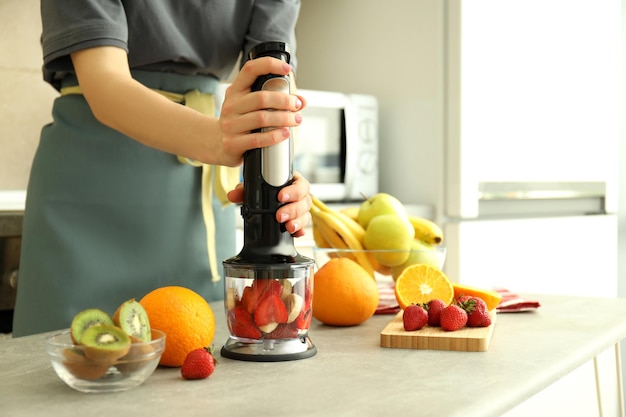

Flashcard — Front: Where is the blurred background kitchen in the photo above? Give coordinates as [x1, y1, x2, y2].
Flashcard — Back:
[1, 1, 625, 415]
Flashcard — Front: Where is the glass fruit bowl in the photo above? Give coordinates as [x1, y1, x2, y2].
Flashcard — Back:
[45, 329, 165, 393]
[312, 247, 447, 282]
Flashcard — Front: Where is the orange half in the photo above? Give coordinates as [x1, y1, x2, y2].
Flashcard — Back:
[394, 264, 453, 310]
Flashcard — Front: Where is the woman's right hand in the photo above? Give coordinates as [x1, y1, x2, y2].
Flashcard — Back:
[216, 56, 305, 168]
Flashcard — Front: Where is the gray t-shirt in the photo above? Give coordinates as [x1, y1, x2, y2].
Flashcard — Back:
[40, 0, 300, 89]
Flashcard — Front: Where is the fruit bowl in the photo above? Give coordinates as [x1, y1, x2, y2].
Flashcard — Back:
[312, 247, 447, 282]
[45, 329, 165, 393]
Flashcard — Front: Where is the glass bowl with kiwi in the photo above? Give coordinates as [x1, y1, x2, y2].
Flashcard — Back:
[45, 303, 165, 393]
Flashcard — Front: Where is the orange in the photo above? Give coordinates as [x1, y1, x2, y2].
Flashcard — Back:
[394, 264, 453, 310]
[453, 283, 503, 311]
[139, 286, 215, 367]
[313, 257, 379, 326]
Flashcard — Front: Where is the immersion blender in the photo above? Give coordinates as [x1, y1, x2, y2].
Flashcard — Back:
[221, 41, 316, 361]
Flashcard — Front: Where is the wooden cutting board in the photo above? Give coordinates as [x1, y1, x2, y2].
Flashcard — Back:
[380, 311, 497, 352]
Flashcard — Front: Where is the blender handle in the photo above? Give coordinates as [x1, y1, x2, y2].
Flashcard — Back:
[249, 41, 293, 188]
[258, 77, 291, 187]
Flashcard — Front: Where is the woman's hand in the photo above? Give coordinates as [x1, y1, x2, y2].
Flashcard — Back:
[227, 171, 312, 237]
[217, 57, 305, 167]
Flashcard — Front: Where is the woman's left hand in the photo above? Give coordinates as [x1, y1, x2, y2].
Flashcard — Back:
[227, 171, 312, 237]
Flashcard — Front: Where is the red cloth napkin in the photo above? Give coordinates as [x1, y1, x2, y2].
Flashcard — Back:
[375, 282, 541, 314]
[494, 288, 541, 312]
[375, 281, 401, 315]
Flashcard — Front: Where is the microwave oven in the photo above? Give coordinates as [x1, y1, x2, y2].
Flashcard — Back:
[295, 88, 378, 202]
[215, 84, 379, 202]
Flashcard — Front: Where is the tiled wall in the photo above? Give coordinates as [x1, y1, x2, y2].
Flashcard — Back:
[0, 1, 57, 190]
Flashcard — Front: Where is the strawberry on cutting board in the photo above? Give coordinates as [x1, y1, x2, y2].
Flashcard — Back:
[440, 305, 468, 331]
[457, 296, 492, 328]
[402, 304, 428, 331]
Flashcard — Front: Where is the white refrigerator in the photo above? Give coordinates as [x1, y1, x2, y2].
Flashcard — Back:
[441, 1, 620, 299]
[441, 1, 622, 416]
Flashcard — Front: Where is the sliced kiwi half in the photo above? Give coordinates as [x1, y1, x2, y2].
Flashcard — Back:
[62, 348, 110, 380]
[112, 298, 152, 342]
[70, 308, 115, 344]
[81, 324, 131, 363]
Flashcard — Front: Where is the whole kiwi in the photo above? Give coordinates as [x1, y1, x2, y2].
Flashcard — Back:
[112, 298, 152, 342]
[70, 308, 115, 344]
[81, 324, 131, 363]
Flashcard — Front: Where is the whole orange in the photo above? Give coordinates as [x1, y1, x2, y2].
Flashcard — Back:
[313, 257, 379, 326]
[139, 286, 215, 367]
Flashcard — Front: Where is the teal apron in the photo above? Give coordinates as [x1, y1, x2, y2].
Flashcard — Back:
[12, 71, 236, 337]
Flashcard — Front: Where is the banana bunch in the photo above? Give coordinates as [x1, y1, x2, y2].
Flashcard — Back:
[310, 194, 445, 277]
[310, 195, 375, 277]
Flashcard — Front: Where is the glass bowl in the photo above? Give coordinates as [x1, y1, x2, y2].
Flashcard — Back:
[46, 329, 165, 393]
[312, 247, 447, 282]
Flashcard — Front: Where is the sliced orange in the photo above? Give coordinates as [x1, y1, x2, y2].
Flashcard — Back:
[452, 283, 503, 311]
[394, 264, 454, 310]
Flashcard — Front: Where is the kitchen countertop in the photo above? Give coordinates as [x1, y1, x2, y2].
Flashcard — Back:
[2, 294, 626, 417]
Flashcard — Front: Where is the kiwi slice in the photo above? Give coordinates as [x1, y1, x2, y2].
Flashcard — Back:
[116, 340, 156, 375]
[112, 298, 152, 342]
[81, 324, 131, 363]
[62, 348, 110, 380]
[70, 308, 115, 344]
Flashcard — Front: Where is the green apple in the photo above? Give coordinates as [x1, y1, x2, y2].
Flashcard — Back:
[363, 214, 414, 267]
[391, 239, 445, 281]
[357, 193, 408, 229]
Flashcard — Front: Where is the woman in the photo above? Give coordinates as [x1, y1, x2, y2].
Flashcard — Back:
[13, 0, 310, 337]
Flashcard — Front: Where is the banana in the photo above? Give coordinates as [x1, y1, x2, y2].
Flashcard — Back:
[311, 194, 366, 244]
[339, 206, 360, 222]
[409, 215, 444, 245]
[310, 194, 331, 213]
[311, 206, 374, 278]
[334, 211, 366, 243]
[312, 219, 332, 248]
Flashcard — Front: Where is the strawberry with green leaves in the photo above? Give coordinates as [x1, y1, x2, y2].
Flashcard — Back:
[181, 346, 216, 380]
[440, 304, 468, 331]
[402, 304, 428, 331]
[457, 295, 492, 328]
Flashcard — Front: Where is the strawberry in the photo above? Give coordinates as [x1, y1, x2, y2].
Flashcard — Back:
[228, 306, 262, 339]
[440, 305, 468, 331]
[295, 308, 312, 330]
[402, 304, 428, 331]
[457, 296, 492, 327]
[254, 293, 288, 333]
[181, 346, 216, 380]
[242, 279, 284, 314]
[425, 299, 447, 327]
[265, 322, 299, 339]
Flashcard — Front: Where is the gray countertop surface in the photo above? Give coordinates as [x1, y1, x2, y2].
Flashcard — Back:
[2, 294, 626, 417]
